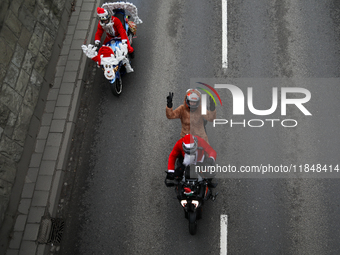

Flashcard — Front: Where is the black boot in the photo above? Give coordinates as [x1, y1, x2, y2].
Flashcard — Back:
[209, 192, 219, 201]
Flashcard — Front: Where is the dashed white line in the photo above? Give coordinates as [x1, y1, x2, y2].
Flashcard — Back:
[222, 0, 228, 69]
[220, 214, 228, 255]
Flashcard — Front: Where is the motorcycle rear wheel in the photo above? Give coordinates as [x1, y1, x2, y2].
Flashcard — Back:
[188, 212, 197, 235]
[110, 75, 123, 96]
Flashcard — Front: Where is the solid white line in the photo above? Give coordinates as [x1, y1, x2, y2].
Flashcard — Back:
[220, 214, 228, 255]
[222, 0, 228, 69]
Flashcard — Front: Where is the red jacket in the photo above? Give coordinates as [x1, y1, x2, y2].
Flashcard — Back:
[95, 16, 133, 53]
[167, 136, 216, 171]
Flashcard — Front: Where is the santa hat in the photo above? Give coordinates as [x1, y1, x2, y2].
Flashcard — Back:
[184, 187, 193, 195]
[95, 46, 114, 66]
[97, 7, 109, 19]
[98, 46, 114, 57]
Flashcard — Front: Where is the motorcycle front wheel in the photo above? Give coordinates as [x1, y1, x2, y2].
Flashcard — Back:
[188, 212, 197, 235]
[110, 75, 123, 96]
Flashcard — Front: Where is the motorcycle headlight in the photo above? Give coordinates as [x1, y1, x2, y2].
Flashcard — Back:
[192, 200, 199, 208]
[180, 200, 187, 207]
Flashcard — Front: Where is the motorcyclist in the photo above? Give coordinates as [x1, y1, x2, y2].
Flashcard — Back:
[95, 7, 134, 57]
[166, 134, 217, 180]
[166, 89, 216, 143]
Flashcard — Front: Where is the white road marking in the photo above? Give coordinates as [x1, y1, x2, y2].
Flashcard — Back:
[222, 0, 228, 68]
[220, 214, 228, 255]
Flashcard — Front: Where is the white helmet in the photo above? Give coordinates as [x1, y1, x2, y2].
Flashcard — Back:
[97, 7, 111, 24]
[185, 89, 201, 111]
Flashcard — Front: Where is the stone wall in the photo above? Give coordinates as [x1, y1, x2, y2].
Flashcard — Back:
[0, 0, 73, 228]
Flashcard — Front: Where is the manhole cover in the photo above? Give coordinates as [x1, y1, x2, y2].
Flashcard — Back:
[37, 217, 65, 244]
[49, 218, 65, 244]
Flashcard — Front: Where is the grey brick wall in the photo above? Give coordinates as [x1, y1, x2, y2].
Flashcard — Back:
[0, 0, 73, 228]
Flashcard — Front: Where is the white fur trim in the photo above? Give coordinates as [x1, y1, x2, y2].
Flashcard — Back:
[183, 153, 197, 166]
[102, 2, 143, 24]
[183, 142, 195, 149]
[97, 7, 108, 18]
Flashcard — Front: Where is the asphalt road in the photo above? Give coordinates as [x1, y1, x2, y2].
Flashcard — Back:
[57, 0, 340, 254]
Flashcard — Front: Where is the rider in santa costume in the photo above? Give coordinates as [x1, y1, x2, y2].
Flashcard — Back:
[167, 134, 217, 179]
[95, 7, 134, 54]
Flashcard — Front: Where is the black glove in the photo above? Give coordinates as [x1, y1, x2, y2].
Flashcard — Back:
[206, 157, 215, 166]
[167, 92, 173, 108]
[167, 171, 174, 180]
[174, 165, 185, 179]
[209, 97, 215, 111]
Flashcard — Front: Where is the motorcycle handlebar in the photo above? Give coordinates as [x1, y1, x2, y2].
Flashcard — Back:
[164, 177, 178, 187]
[164, 171, 179, 187]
